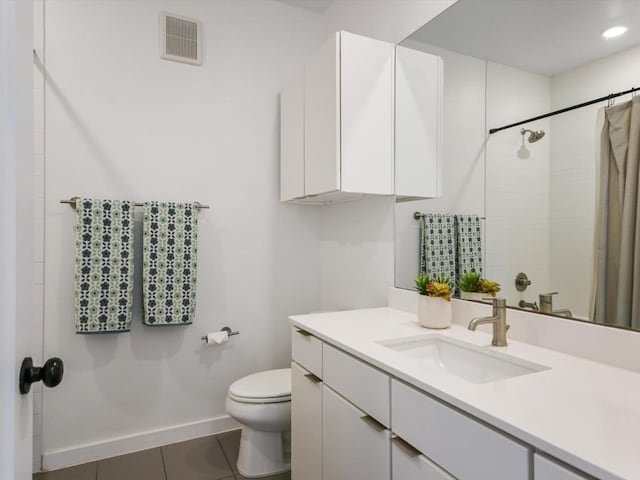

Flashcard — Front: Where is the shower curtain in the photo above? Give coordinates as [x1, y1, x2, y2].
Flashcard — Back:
[593, 96, 640, 329]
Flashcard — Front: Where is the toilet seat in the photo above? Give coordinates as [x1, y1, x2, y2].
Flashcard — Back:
[228, 368, 291, 404]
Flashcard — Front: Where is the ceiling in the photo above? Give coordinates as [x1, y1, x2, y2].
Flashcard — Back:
[275, 0, 334, 14]
[404, 0, 640, 76]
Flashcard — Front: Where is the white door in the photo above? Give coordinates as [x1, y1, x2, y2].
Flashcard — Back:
[0, 1, 34, 479]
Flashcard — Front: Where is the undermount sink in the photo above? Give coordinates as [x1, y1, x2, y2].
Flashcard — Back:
[378, 335, 549, 384]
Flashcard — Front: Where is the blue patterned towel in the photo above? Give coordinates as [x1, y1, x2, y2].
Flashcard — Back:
[454, 215, 483, 279]
[74, 199, 135, 334]
[419, 214, 456, 287]
[142, 202, 198, 326]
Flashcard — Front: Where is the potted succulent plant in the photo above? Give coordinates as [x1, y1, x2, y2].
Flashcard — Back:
[415, 274, 453, 329]
[458, 272, 501, 302]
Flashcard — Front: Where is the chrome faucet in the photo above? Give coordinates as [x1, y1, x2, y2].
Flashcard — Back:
[468, 297, 509, 346]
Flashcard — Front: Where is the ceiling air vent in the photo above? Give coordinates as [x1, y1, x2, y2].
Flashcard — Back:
[160, 12, 202, 65]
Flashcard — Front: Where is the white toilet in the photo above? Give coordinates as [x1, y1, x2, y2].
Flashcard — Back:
[225, 368, 291, 478]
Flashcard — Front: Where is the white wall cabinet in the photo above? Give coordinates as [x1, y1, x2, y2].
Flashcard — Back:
[280, 69, 305, 202]
[281, 31, 395, 204]
[395, 45, 443, 199]
[322, 385, 391, 480]
[291, 362, 322, 480]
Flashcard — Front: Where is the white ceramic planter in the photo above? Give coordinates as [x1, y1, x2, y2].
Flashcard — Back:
[417, 295, 452, 329]
[460, 291, 492, 302]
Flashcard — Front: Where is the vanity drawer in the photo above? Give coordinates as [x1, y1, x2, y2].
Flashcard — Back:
[534, 454, 592, 480]
[392, 436, 456, 480]
[291, 327, 322, 378]
[323, 343, 390, 427]
[392, 379, 530, 480]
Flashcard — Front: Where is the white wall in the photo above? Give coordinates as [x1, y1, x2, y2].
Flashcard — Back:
[39, 0, 457, 469]
[485, 62, 551, 306]
[42, 0, 325, 468]
[549, 44, 640, 319]
[319, 197, 395, 311]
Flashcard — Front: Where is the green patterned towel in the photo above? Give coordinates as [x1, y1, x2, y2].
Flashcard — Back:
[74, 199, 135, 334]
[454, 215, 483, 278]
[143, 202, 198, 326]
[419, 214, 456, 287]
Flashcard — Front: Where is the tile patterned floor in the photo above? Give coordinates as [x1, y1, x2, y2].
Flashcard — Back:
[33, 429, 291, 480]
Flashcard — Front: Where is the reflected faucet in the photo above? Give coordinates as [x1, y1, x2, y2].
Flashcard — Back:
[468, 297, 509, 347]
[538, 292, 573, 318]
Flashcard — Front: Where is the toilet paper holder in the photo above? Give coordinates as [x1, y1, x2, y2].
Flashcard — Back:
[201, 326, 239, 342]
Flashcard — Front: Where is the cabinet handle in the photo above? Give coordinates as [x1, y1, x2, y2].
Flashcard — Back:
[360, 414, 386, 432]
[392, 435, 421, 457]
[304, 372, 322, 384]
[296, 329, 312, 337]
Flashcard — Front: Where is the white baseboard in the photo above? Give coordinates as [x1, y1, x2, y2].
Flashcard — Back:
[41, 414, 241, 472]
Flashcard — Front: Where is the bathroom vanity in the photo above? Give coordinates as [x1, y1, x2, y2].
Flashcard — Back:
[290, 301, 640, 480]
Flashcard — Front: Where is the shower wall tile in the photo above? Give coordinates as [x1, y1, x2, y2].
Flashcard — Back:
[485, 61, 552, 303]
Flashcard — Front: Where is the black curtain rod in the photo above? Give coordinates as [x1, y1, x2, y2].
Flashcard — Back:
[488, 86, 639, 135]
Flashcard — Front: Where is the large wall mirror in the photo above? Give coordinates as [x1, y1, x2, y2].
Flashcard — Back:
[395, 0, 640, 330]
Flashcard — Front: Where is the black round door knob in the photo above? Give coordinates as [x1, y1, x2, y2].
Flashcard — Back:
[19, 357, 64, 394]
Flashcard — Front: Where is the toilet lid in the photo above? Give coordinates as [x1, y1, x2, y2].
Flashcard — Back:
[228, 368, 291, 403]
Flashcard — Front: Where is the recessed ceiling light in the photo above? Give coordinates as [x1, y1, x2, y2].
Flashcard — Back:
[602, 25, 628, 39]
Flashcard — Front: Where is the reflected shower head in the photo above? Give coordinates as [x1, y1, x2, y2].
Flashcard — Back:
[521, 128, 545, 143]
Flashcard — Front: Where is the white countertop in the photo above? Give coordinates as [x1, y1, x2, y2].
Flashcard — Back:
[290, 307, 640, 480]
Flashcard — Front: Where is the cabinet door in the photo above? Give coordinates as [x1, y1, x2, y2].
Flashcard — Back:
[291, 362, 322, 480]
[280, 69, 305, 201]
[304, 32, 340, 196]
[340, 31, 394, 195]
[534, 454, 591, 480]
[392, 436, 456, 480]
[392, 379, 530, 480]
[322, 385, 390, 480]
[395, 45, 443, 199]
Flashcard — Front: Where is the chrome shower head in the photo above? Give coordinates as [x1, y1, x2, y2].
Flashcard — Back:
[521, 128, 545, 143]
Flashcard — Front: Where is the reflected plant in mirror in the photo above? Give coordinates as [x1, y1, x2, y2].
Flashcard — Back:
[394, 0, 640, 331]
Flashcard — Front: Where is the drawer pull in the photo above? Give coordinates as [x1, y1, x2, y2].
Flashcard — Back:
[392, 434, 421, 457]
[360, 414, 386, 432]
[304, 372, 322, 384]
[295, 329, 313, 337]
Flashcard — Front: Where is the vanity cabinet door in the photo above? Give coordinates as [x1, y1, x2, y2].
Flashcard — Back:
[534, 454, 592, 480]
[322, 385, 391, 480]
[322, 343, 390, 427]
[392, 379, 530, 480]
[291, 362, 322, 480]
[392, 436, 456, 480]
